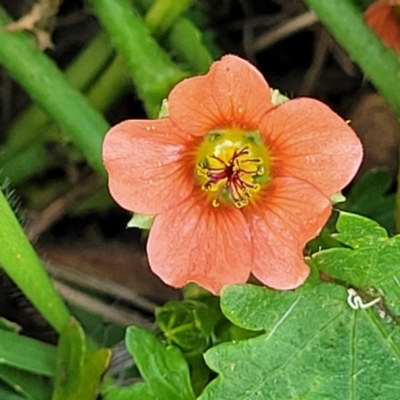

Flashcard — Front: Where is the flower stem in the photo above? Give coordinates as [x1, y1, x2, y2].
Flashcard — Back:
[303, 0, 400, 230]
[303, 0, 400, 115]
[145, 0, 193, 38]
[0, 47, 129, 185]
[165, 18, 213, 74]
[85, 55, 130, 112]
[88, 0, 188, 117]
[4, 32, 115, 154]
[0, 188, 71, 333]
[0, 6, 109, 179]
[0, 143, 52, 184]
[134, 0, 214, 73]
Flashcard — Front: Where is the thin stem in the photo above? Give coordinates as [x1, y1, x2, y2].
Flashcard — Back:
[303, 0, 400, 115]
[0, 53, 130, 185]
[5, 32, 115, 152]
[303, 0, 400, 230]
[165, 18, 213, 74]
[1, 0, 212, 185]
[145, 0, 193, 38]
[134, 0, 213, 73]
[89, 0, 188, 117]
[0, 6, 108, 179]
[252, 11, 318, 53]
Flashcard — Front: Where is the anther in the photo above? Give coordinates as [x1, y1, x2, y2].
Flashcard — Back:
[197, 144, 264, 208]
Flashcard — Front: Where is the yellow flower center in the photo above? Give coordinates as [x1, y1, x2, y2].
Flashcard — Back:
[195, 129, 271, 208]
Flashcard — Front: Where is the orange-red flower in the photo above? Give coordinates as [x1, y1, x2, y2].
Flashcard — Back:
[103, 55, 362, 295]
[364, 0, 400, 54]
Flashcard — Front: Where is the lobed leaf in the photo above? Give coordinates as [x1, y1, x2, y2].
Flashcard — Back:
[199, 282, 400, 399]
[339, 169, 395, 233]
[313, 212, 400, 315]
[200, 213, 400, 398]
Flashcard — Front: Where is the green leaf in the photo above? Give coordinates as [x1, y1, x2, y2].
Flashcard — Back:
[155, 298, 221, 355]
[52, 319, 85, 399]
[0, 364, 51, 400]
[339, 169, 395, 233]
[68, 304, 125, 348]
[0, 329, 56, 376]
[104, 384, 151, 399]
[51, 318, 111, 400]
[155, 295, 260, 396]
[334, 211, 388, 246]
[0, 380, 27, 400]
[312, 211, 400, 316]
[199, 282, 400, 399]
[105, 326, 195, 400]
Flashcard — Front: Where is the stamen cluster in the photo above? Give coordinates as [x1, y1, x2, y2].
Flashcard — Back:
[197, 145, 264, 208]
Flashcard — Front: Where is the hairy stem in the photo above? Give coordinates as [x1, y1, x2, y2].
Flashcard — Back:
[0, 188, 70, 332]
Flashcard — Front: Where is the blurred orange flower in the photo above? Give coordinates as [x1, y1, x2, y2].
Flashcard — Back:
[364, 0, 400, 54]
[103, 55, 362, 295]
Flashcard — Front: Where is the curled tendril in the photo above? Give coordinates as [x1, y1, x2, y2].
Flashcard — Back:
[347, 288, 381, 310]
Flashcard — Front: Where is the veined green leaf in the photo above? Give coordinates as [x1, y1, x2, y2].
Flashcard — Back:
[339, 169, 395, 234]
[199, 282, 400, 399]
[313, 211, 400, 315]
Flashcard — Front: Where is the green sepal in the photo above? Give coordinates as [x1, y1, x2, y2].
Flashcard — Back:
[127, 213, 155, 230]
[270, 88, 290, 105]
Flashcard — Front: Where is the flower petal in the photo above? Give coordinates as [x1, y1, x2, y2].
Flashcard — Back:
[103, 119, 195, 214]
[261, 98, 363, 196]
[243, 177, 331, 290]
[168, 55, 274, 136]
[147, 191, 252, 295]
[365, 3, 400, 54]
